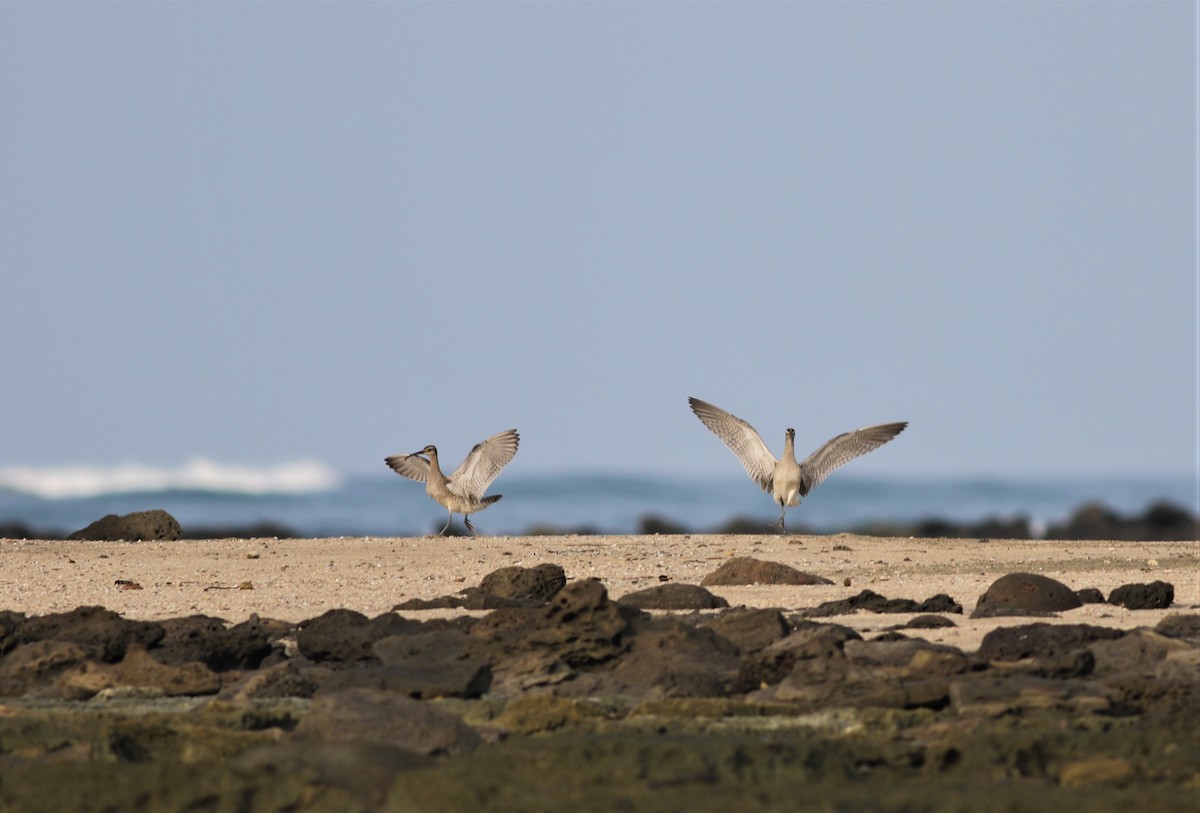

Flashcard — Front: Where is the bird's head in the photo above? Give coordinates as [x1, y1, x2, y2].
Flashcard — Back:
[410, 444, 438, 458]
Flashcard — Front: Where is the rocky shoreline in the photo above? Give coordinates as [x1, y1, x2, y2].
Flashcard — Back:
[0, 542, 1196, 812]
[1, 497, 1196, 542]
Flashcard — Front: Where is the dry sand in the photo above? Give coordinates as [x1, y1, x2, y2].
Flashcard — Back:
[1, 534, 1196, 653]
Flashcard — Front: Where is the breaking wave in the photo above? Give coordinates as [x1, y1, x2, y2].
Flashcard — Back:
[0, 459, 341, 499]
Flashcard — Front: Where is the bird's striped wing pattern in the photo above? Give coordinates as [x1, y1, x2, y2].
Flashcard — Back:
[799, 422, 907, 495]
[688, 397, 776, 493]
[447, 428, 520, 500]
[385, 453, 430, 483]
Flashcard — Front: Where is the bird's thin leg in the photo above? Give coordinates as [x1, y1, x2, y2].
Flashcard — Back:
[439, 512, 452, 536]
[776, 506, 786, 532]
[464, 516, 477, 536]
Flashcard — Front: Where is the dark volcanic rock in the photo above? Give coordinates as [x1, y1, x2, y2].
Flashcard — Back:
[977, 623, 1125, 662]
[468, 579, 633, 693]
[318, 629, 493, 699]
[0, 640, 92, 697]
[394, 588, 544, 611]
[1075, 587, 1107, 604]
[58, 643, 221, 700]
[733, 622, 861, 692]
[152, 614, 282, 671]
[479, 563, 567, 602]
[68, 509, 182, 541]
[701, 557, 832, 586]
[799, 590, 962, 618]
[759, 636, 970, 710]
[618, 583, 729, 610]
[296, 609, 421, 663]
[226, 659, 327, 700]
[1155, 614, 1200, 646]
[294, 687, 481, 756]
[0, 611, 26, 655]
[902, 614, 957, 629]
[564, 614, 741, 700]
[972, 572, 1082, 618]
[15, 606, 164, 662]
[1087, 629, 1193, 678]
[700, 608, 790, 654]
[1107, 581, 1174, 610]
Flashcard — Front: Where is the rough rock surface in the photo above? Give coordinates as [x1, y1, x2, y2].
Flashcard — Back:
[1108, 581, 1174, 610]
[0, 559, 1196, 813]
[799, 590, 962, 618]
[68, 510, 183, 541]
[479, 563, 567, 602]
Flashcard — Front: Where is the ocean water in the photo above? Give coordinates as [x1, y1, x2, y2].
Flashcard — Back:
[0, 460, 1195, 538]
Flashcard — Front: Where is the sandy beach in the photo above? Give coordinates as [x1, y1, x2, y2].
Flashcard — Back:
[2, 533, 1196, 651]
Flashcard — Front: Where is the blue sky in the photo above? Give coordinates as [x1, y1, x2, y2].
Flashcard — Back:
[1, 2, 1195, 479]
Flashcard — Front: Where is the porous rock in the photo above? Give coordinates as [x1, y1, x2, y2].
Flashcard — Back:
[15, 606, 164, 662]
[0, 640, 92, 697]
[58, 643, 221, 700]
[151, 614, 280, 671]
[68, 509, 182, 541]
[1107, 581, 1174, 610]
[479, 563, 567, 602]
[734, 622, 861, 692]
[563, 614, 741, 700]
[296, 609, 420, 663]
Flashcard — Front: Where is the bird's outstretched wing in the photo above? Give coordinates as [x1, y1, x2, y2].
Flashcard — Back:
[688, 397, 776, 493]
[447, 429, 520, 499]
[385, 453, 430, 483]
[799, 422, 907, 495]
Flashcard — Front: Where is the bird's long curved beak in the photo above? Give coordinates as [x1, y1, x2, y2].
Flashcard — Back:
[408, 450, 426, 458]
